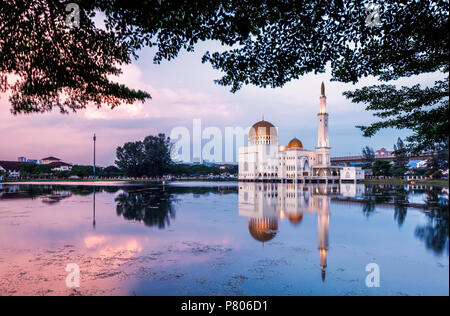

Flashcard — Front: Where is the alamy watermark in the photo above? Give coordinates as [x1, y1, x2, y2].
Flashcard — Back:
[365, 3, 381, 28]
[365, 263, 380, 288]
[65, 3, 80, 28]
[169, 119, 278, 164]
[65, 263, 80, 288]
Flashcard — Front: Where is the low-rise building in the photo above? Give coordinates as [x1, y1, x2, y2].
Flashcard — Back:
[41, 156, 61, 165]
[375, 148, 393, 158]
[49, 161, 73, 172]
[340, 166, 365, 182]
[0, 161, 31, 178]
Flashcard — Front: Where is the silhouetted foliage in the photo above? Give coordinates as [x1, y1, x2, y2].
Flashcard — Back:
[344, 78, 449, 153]
[143, 134, 172, 178]
[426, 150, 449, 178]
[361, 146, 375, 169]
[392, 138, 408, 177]
[115, 134, 171, 177]
[372, 160, 392, 177]
[0, 0, 150, 114]
[1, 0, 447, 146]
[115, 141, 146, 177]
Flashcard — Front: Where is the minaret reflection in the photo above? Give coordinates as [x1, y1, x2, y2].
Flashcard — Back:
[238, 182, 334, 281]
[315, 195, 330, 281]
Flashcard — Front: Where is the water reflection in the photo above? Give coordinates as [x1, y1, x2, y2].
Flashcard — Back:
[238, 183, 336, 280]
[1, 182, 447, 259]
[415, 189, 449, 256]
[238, 182, 449, 281]
[0, 182, 448, 295]
[115, 188, 177, 229]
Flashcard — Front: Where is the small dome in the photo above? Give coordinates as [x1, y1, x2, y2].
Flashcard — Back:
[287, 138, 303, 149]
[249, 120, 277, 138]
[287, 212, 304, 226]
[248, 218, 278, 243]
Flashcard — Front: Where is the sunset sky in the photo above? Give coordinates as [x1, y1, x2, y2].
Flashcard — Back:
[0, 39, 444, 167]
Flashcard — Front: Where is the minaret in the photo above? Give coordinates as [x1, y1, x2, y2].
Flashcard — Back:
[317, 82, 330, 166]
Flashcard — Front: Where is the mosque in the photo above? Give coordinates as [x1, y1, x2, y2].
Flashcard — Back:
[238, 82, 358, 183]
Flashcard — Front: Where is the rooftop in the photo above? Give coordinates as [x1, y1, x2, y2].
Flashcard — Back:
[41, 156, 61, 161]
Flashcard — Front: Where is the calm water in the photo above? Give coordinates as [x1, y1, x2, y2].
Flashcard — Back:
[0, 182, 448, 296]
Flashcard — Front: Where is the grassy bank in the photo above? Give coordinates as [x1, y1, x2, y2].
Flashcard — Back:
[362, 178, 449, 187]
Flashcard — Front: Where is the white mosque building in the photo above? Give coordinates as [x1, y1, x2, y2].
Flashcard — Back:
[239, 82, 360, 183]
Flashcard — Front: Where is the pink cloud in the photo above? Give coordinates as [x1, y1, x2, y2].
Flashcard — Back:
[0, 64, 241, 166]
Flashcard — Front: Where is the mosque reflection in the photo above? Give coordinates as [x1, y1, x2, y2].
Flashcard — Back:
[238, 182, 343, 281]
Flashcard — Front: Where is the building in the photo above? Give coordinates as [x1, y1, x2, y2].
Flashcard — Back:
[340, 166, 365, 183]
[0, 156, 72, 178]
[375, 148, 393, 158]
[416, 160, 428, 169]
[17, 157, 42, 164]
[239, 83, 353, 183]
[49, 161, 73, 172]
[41, 157, 61, 165]
[0, 161, 31, 178]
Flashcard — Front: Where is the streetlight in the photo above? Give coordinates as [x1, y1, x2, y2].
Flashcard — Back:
[93, 134, 96, 179]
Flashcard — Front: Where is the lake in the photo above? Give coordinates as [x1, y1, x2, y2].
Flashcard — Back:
[0, 181, 448, 296]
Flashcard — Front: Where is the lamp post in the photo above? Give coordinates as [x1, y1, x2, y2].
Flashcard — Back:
[93, 134, 96, 179]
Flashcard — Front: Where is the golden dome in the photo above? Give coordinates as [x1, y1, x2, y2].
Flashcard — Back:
[287, 137, 303, 149]
[249, 120, 277, 138]
[287, 212, 304, 226]
[248, 218, 278, 243]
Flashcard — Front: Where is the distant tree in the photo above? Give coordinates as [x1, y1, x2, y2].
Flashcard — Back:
[70, 165, 94, 178]
[115, 141, 146, 177]
[372, 160, 392, 177]
[410, 168, 428, 176]
[426, 150, 449, 178]
[54, 170, 70, 179]
[101, 165, 123, 177]
[19, 163, 52, 178]
[361, 146, 375, 169]
[392, 138, 409, 177]
[142, 134, 172, 178]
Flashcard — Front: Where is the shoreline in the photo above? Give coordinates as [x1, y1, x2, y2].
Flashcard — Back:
[2, 178, 448, 188]
[362, 178, 449, 187]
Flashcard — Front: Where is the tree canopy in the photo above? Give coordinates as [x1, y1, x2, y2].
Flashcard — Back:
[361, 146, 375, 169]
[115, 133, 172, 177]
[1, 1, 448, 152]
[392, 137, 408, 176]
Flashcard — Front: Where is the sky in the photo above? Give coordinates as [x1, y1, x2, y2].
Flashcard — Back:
[0, 38, 444, 167]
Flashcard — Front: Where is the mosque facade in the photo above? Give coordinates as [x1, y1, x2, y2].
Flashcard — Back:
[238, 83, 362, 183]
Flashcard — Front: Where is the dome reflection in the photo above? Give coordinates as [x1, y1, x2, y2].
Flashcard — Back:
[238, 182, 338, 281]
